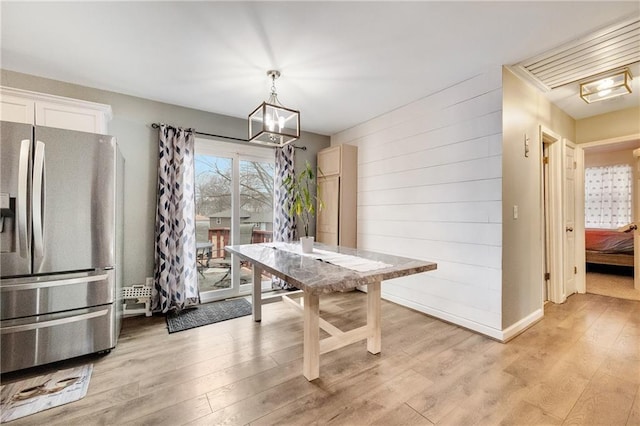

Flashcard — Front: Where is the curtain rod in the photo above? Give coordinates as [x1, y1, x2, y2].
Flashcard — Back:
[151, 122, 306, 150]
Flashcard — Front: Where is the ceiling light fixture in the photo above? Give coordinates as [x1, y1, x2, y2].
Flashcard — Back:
[580, 68, 633, 104]
[248, 70, 300, 147]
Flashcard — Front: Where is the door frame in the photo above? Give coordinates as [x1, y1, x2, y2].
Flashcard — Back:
[574, 143, 586, 294]
[195, 137, 274, 303]
[541, 126, 565, 304]
[580, 133, 640, 292]
[634, 148, 640, 291]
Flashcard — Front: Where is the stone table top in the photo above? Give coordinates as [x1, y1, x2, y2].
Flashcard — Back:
[225, 242, 437, 295]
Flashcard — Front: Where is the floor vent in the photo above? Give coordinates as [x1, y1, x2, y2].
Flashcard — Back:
[514, 16, 640, 91]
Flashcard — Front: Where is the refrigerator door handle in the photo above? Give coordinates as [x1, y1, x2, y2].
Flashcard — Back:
[0, 272, 109, 292]
[0, 308, 109, 334]
[17, 139, 31, 259]
[33, 141, 45, 258]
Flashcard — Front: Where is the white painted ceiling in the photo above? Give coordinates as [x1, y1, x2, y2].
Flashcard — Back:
[1, 1, 639, 136]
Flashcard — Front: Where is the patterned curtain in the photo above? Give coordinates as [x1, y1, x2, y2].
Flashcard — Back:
[585, 164, 632, 229]
[272, 144, 297, 290]
[153, 124, 199, 313]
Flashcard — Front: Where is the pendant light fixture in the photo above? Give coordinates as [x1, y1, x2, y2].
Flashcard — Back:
[248, 70, 300, 147]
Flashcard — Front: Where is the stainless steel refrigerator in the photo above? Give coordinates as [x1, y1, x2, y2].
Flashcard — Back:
[0, 121, 124, 373]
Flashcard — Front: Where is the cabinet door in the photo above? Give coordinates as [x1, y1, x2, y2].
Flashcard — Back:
[0, 94, 35, 124]
[317, 146, 341, 176]
[316, 176, 339, 245]
[1, 87, 111, 133]
[35, 102, 106, 133]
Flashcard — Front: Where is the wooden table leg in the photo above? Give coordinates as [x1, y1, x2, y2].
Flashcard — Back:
[252, 265, 262, 322]
[303, 290, 320, 381]
[367, 281, 382, 354]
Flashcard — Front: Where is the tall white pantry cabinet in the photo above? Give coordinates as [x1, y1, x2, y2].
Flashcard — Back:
[316, 144, 357, 248]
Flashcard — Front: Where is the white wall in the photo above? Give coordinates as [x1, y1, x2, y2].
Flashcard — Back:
[332, 68, 504, 336]
[501, 67, 575, 331]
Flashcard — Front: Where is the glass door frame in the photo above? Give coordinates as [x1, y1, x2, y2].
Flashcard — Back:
[195, 137, 274, 303]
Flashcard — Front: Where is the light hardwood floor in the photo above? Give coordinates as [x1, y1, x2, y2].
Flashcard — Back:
[586, 271, 640, 301]
[2, 292, 639, 425]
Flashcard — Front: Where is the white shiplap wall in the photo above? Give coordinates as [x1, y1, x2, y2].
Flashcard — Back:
[332, 67, 503, 336]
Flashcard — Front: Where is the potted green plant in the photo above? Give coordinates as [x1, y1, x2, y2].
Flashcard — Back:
[283, 160, 324, 253]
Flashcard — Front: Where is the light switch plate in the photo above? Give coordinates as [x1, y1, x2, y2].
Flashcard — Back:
[0, 193, 9, 210]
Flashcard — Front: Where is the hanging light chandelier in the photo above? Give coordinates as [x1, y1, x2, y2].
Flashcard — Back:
[248, 70, 300, 147]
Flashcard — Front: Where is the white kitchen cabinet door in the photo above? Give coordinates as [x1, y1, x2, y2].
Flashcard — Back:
[317, 145, 341, 176]
[1, 86, 111, 134]
[0, 93, 35, 125]
[316, 144, 357, 247]
[35, 102, 107, 134]
[317, 175, 340, 245]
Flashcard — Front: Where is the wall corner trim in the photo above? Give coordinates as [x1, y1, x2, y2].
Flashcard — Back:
[500, 308, 544, 342]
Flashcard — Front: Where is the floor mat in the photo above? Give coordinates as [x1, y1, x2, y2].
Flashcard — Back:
[0, 364, 92, 423]
[166, 298, 252, 333]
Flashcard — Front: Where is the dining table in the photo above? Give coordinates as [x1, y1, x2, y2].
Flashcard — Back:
[225, 242, 437, 381]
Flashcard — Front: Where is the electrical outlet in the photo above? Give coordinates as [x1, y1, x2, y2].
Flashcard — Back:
[513, 205, 518, 219]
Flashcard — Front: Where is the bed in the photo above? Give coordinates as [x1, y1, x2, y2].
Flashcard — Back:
[585, 228, 634, 267]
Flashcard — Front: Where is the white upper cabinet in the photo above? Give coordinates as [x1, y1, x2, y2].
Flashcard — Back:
[0, 86, 112, 134]
[317, 145, 342, 177]
[0, 92, 36, 124]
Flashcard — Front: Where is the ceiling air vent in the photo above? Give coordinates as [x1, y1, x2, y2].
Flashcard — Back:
[514, 16, 640, 91]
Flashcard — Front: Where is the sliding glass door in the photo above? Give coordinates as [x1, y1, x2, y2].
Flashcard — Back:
[194, 138, 274, 303]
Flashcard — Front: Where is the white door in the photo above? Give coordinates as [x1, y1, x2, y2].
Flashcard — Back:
[563, 140, 577, 296]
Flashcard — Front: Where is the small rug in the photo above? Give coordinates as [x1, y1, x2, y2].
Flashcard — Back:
[167, 298, 252, 333]
[0, 364, 92, 423]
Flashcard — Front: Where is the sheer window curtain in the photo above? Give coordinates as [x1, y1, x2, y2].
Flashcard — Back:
[272, 145, 297, 290]
[152, 124, 199, 313]
[585, 164, 632, 229]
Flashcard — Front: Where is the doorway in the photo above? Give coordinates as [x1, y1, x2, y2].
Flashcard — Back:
[541, 126, 584, 304]
[581, 136, 640, 301]
[194, 138, 275, 303]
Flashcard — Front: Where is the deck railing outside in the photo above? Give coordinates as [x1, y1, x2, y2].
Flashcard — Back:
[207, 227, 273, 258]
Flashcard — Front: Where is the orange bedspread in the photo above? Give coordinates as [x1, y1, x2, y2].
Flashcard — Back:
[585, 228, 634, 253]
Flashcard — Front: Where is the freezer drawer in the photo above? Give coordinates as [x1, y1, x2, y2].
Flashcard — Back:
[1, 304, 116, 373]
[0, 269, 113, 320]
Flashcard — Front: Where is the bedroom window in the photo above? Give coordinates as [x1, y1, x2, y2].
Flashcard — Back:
[585, 164, 632, 229]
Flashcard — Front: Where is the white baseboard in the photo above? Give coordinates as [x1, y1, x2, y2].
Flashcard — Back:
[381, 292, 504, 340]
[381, 293, 543, 342]
[500, 308, 543, 342]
